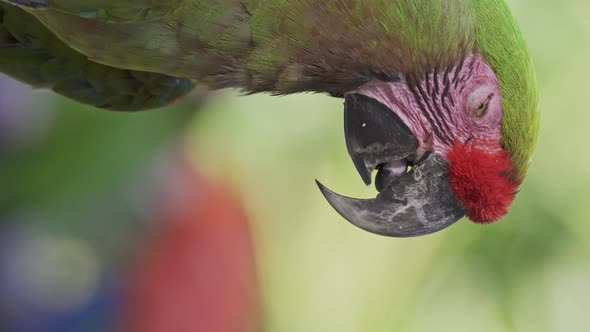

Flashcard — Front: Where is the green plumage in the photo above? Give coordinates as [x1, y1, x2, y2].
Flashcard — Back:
[0, 0, 538, 178]
[474, 0, 539, 178]
[0, 2, 194, 111]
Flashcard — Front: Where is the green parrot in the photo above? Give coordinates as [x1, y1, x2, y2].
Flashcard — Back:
[0, 0, 539, 237]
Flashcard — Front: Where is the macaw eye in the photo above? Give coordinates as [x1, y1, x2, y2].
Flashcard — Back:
[475, 94, 493, 117]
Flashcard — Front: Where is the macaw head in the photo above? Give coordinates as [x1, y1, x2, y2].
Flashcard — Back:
[317, 4, 539, 237]
[319, 53, 522, 237]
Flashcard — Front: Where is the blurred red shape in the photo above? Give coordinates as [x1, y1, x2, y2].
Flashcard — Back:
[121, 157, 260, 332]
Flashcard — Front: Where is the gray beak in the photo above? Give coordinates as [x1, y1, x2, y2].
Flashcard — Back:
[316, 94, 466, 237]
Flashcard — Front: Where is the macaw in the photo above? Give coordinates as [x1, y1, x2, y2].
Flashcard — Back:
[0, 0, 539, 237]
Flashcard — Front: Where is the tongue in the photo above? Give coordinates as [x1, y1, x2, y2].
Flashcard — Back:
[375, 160, 408, 192]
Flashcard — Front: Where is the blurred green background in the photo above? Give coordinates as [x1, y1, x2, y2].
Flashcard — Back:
[1, 0, 589, 331]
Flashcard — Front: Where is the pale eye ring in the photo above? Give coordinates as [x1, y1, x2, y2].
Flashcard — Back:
[475, 93, 494, 117]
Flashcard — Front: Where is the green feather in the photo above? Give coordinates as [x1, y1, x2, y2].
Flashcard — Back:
[473, 0, 539, 179]
[5, 0, 184, 21]
[16, 1, 476, 92]
[0, 1, 194, 111]
[1, 0, 538, 177]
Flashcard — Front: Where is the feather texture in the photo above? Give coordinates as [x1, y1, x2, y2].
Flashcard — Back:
[0, 0, 538, 177]
[0, 2, 193, 111]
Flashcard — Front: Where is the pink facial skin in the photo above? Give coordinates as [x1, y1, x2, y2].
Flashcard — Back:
[354, 53, 504, 160]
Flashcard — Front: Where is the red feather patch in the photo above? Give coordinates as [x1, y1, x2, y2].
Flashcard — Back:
[447, 141, 520, 224]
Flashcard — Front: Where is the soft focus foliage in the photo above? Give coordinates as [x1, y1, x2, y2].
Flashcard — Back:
[0, 0, 588, 331]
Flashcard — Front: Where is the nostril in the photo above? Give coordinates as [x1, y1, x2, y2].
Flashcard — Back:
[375, 160, 408, 192]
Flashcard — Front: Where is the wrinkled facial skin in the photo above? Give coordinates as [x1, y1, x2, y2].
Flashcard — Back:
[356, 53, 504, 157]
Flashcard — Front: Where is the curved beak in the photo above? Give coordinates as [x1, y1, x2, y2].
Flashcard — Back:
[317, 94, 466, 237]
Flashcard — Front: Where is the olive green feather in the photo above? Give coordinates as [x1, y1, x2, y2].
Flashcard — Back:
[13, 0, 476, 95]
[0, 2, 193, 111]
[7, 0, 184, 22]
[1, 0, 538, 177]
[473, 0, 539, 179]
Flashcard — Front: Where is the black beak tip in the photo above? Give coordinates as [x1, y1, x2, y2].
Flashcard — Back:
[315, 179, 335, 202]
[315, 179, 324, 193]
[352, 162, 372, 186]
